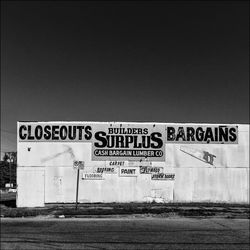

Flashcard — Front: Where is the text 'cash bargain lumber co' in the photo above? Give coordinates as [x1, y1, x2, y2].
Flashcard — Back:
[94, 149, 164, 157]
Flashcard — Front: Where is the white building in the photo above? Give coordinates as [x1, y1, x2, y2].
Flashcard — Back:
[17, 121, 249, 207]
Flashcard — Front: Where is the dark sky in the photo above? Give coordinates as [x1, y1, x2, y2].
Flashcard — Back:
[1, 1, 249, 154]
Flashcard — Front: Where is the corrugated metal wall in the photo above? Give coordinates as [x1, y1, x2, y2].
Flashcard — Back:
[17, 123, 249, 207]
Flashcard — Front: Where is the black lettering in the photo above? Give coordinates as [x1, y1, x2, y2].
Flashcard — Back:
[127, 128, 133, 134]
[137, 128, 143, 134]
[19, 125, 27, 140]
[68, 126, 76, 140]
[133, 136, 142, 148]
[34, 125, 43, 140]
[219, 127, 228, 142]
[229, 127, 237, 142]
[44, 125, 51, 140]
[151, 132, 163, 148]
[176, 127, 186, 141]
[214, 127, 218, 141]
[196, 127, 204, 141]
[186, 127, 195, 141]
[125, 135, 133, 148]
[106, 135, 115, 148]
[59, 126, 67, 140]
[85, 126, 92, 140]
[27, 125, 34, 140]
[94, 131, 107, 147]
[115, 135, 124, 148]
[52, 126, 60, 140]
[76, 126, 85, 140]
[167, 127, 175, 141]
[142, 135, 151, 148]
[204, 127, 214, 142]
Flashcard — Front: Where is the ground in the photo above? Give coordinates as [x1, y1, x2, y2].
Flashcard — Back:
[1, 193, 249, 249]
[1, 217, 249, 250]
[0, 193, 249, 218]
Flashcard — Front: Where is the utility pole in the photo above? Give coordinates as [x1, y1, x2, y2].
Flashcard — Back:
[73, 160, 84, 210]
[75, 168, 80, 210]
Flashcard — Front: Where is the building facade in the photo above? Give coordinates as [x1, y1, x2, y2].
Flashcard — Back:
[17, 121, 249, 207]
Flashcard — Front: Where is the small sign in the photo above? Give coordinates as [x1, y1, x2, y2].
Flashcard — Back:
[119, 167, 139, 177]
[106, 161, 128, 167]
[73, 160, 84, 170]
[82, 173, 103, 180]
[140, 166, 163, 174]
[151, 173, 175, 180]
[129, 161, 152, 167]
[95, 167, 117, 174]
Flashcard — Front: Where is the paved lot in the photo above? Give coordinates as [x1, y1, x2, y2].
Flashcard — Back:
[1, 217, 249, 249]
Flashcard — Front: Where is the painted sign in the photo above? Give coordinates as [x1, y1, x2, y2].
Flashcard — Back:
[18, 123, 238, 145]
[140, 166, 163, 174]
[129, 161, 152, 167]
[94, 167, 117, 174]
[18, 122, 165, 161]
[119, 167, 139, 177]
[166, 125, 238, 144]
[180, 146, 216, 165]
[18, 122, 92, 142]
[105, 161, 128, 167]
[82, 173, 103, 180]
[92, 123, 165, 161]
[151, 173, 175, 180]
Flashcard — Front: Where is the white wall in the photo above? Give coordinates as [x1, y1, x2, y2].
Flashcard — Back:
[17, 123, 249, 207]
[17, 167, 45, 207]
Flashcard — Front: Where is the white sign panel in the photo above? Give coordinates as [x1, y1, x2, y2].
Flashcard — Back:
[94, 167, 117, 174]
[151, 173, 175, 180]
[166, 125, 238, 144]
[82, 173, 103, 180]
[18, 122, 92, 142]
[92, 123, 165, 161]
[105, 161, 128, 167]
[18, 123, 238, 145]
[128, 161, 152, 167]
[140, 166, 163, 174]
[119, 167, 139, 177]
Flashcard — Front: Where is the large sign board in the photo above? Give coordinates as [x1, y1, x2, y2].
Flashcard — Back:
[18, 122, 165, 162]
[166, 125, 238, 144]
[91, 123, 165, 161]
[18, 123, 92, 142]
[18, 122, 238, 162]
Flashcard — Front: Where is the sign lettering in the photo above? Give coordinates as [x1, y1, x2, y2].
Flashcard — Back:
[119, 167, 139, 177]
[82, 173, 103, 180]
[151, 173, 175, 180]
[166, 125, 238, 144]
